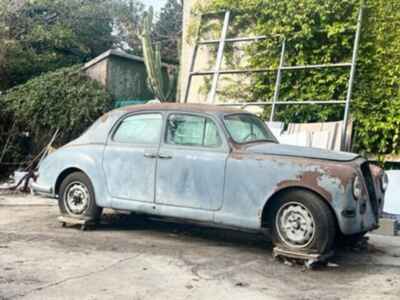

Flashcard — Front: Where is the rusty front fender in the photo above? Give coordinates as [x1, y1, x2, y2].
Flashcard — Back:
[260, 182, 339, 229]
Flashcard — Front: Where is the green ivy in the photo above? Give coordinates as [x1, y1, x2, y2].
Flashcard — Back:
[196, 0, 400, 156]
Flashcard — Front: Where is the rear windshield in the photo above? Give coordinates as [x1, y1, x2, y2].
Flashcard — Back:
[224, 114, 277, 144]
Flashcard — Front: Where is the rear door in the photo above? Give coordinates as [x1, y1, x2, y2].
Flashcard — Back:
[155, 113, 228, 210]
[102, 112, 162, 202]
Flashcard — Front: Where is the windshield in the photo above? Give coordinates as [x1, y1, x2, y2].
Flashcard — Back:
[224, 114, 277, 144]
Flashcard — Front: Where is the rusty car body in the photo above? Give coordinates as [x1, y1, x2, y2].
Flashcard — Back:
[31, 103, 387, 255]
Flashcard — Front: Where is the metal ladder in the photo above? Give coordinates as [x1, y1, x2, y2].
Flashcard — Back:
[183, 8, 363, 151]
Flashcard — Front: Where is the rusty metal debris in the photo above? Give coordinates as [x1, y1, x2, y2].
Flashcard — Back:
[0, 169, 36, 192]
[0, 129, 59, 193]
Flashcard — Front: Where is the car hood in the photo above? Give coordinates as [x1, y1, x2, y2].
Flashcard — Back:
[243, 143, 360, 162]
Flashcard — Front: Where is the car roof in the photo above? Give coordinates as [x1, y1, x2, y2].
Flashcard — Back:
[112, 103, 246, 116]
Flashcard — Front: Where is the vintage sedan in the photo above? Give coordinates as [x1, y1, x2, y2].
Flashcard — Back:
[32, 103, 387, 255]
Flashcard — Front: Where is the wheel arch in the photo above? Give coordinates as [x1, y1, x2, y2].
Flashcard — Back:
[260, 186, 339, 231]
[55, 167, 86, 196]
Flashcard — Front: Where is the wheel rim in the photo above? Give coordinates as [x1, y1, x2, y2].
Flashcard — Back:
[276, 202, 315, 248]
[63, 181, 90, 215]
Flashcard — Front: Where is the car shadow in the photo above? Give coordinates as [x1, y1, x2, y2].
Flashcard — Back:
[82, 212, 388, 269]
[95, 211, 273, 252]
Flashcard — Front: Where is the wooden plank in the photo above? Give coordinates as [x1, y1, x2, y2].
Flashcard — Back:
[58, 216, 95, 231]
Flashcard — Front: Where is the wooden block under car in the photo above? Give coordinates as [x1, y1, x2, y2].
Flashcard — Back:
[58, 216, 96, 231]
[373, 218, 398, 236]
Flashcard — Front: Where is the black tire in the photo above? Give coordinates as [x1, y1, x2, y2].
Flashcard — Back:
[270, 190, 336, 254]
[58, 172, 102, 221]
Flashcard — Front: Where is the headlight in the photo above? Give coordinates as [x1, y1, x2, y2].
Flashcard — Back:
[353, 175, 362, 199]
[381, 172, 389, 192]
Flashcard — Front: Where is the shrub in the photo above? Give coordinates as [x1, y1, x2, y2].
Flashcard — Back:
[0, 65, 112, 171]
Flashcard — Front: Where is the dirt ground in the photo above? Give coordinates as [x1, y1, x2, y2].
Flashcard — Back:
[1, 193, 399, 300]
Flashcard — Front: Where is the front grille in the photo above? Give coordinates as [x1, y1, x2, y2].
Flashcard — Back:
[360, 162, 378, 218]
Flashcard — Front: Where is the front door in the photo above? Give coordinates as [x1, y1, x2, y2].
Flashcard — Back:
[155, 113, 227, 210]
[102, 113, 162, 202]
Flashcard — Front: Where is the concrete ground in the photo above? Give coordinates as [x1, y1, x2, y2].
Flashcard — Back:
[1, 193, 400, 300]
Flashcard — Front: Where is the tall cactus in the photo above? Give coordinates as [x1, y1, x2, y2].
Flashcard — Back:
[140, 8, 176, 102]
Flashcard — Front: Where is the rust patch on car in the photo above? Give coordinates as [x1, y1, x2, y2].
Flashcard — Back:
[319, 164, 353, 189]
[230, 150, 354, 192]
[300, 170, 323, 185]
[277, 170, 333, 202]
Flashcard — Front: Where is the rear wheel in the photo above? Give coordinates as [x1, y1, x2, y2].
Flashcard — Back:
[270, 190, 336, 254]
[58, 172, 102, 221]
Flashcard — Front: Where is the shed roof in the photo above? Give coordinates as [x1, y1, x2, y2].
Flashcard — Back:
[82, 49, 172, 71]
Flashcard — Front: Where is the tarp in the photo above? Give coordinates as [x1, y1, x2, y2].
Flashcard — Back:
[267, 121, 348, 151]
[384, 170, 400, 217]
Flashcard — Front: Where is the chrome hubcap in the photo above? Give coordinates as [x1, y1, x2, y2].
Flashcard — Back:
[64, 182, 90, 215]
[276, 202, 315, 248]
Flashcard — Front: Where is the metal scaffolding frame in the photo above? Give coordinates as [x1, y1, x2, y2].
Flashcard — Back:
[183, 8, 363, 151]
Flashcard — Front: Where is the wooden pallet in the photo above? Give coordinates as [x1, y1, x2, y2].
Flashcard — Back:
[273, 247, 334, 269]
[58, 216, 96, 231]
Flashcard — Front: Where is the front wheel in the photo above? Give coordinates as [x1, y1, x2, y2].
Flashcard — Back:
[271, 190, 336, 254]
[58, 172, 102, 221]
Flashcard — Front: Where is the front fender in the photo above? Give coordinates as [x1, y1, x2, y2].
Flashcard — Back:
[261, 182, 343, 232]
[218, 153, 363, 234]
[260, 159, 378, 235]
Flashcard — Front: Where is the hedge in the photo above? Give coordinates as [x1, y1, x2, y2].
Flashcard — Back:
[196, 0, 400, 156]
[0, 65, 112, 171]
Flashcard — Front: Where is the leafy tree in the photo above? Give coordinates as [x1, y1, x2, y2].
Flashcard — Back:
[353, 0, 400, 155]
[112, 0, 183, 62]
[111, 0, 146, 55]
[0, 0, 116, 90]
[154, 0, 183, 63]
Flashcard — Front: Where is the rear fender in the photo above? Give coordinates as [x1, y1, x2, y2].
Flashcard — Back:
[37, 145, 110, 207]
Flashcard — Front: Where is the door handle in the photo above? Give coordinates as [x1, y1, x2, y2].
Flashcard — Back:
[158, 153, 172, 159]
[144, 152, 157, 158]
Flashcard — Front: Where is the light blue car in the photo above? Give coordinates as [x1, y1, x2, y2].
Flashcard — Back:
[32, 103, 387, 255]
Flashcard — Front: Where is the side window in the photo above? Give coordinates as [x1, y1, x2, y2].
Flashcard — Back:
[204, 118, 221, 147]
[166, 114, 222, 147]
[113, 113, 162, 144]
[225, 117, 266, 141]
